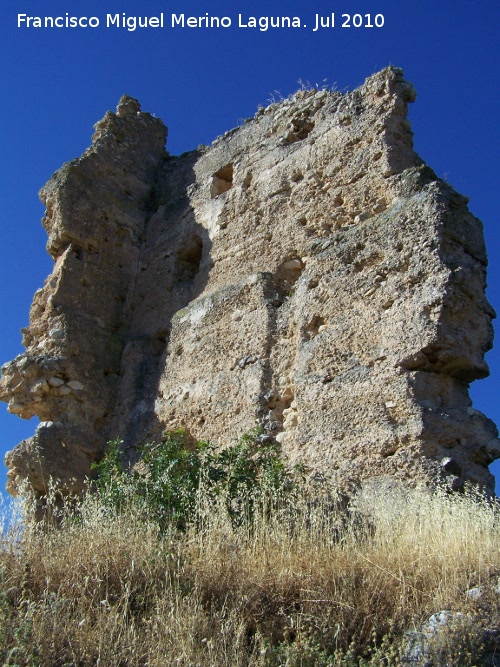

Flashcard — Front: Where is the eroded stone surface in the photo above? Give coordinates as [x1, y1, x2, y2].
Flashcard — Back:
[1, 67, 498, 497]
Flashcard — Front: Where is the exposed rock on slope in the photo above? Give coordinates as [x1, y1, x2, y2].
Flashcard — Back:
[1, 67, 499, 497]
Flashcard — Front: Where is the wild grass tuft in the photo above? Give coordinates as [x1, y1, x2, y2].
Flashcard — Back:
[1, 431, 499, 665]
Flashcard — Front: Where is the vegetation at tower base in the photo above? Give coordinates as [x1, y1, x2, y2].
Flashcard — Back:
[1, 66, 499, 500]
[90, 429, 296, 531]
[0, 429, 499, 666]
[1, 68, 500, 662]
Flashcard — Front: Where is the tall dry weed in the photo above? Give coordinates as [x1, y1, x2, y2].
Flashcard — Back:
[0, 477, 499, 666]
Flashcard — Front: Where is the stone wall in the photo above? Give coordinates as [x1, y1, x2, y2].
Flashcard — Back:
[2, 67, 498, 497]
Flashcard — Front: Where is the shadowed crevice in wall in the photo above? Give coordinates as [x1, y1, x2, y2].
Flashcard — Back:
[106, 149, 213, 459]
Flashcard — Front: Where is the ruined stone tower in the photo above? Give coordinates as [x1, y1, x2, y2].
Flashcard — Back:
[1, 67, 499, 498]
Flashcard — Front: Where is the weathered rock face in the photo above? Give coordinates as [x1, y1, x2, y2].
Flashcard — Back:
[2, 67, 499, 497]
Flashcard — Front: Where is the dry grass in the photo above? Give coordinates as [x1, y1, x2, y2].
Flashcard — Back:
[1, 483, 499, 666]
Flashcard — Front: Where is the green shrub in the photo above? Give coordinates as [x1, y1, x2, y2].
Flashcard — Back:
[91, 428, 295, 531]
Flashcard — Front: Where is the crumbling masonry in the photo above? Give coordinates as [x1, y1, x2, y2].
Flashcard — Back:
[1, 67, 499, 497]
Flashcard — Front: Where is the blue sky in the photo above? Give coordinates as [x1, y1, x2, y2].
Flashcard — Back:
[1, 0, 499, 495]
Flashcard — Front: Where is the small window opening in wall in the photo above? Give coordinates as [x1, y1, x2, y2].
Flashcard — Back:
[175, 236, 203, 282]
[72, 245, 85, 261]
[211, 163, 233, 198]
